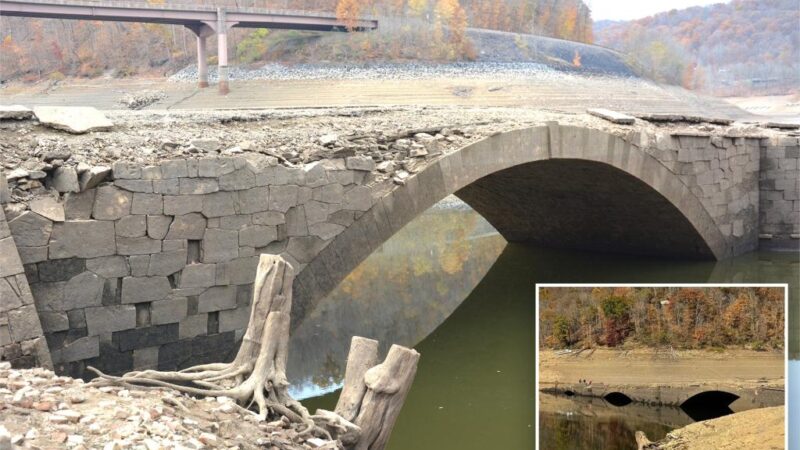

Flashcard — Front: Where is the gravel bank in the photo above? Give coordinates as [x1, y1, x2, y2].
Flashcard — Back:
[168, 61, 617, 83]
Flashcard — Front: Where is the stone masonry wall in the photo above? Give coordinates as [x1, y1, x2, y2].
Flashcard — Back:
[2, 122, 796, 377]
[0, 202, 52, 369]
[5, 154, 377, 378]
[639, 132, 763, 256]
[759, 135, 800, 250]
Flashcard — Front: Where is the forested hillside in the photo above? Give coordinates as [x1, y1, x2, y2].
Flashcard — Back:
[539, 287, 785, 350]
[594, 0, 799, 95]
[0, 0, 592, 81]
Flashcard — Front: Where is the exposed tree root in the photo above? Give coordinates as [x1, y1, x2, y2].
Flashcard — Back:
[87, 255, 329, 439]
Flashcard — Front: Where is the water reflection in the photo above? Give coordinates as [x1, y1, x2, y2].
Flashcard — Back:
[288, 197, 798, 450]
[539, 392, 682, 450]
[287, 203, 505, 398]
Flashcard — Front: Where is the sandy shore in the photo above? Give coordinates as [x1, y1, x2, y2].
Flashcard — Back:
[646, 406, 785, 450]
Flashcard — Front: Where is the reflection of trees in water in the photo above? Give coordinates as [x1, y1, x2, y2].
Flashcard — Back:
[539, 393, 680, 450]
[286, 208, 505, 391]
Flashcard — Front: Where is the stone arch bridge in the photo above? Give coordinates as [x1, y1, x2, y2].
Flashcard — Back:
[1, 112, 798, 373]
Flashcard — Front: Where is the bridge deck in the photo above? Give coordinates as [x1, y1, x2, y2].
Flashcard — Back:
[0, 0, 378, 31]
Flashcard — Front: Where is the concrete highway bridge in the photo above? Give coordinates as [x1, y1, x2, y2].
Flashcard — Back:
[1, 107, 798, 373]
[0, 0, 377, 93]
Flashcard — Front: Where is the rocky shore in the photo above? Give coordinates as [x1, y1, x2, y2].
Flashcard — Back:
[0, 362, 340, 449]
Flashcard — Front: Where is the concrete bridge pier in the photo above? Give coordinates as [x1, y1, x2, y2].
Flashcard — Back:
[196, 35, 209, 88]
[217, 8, 231, 95]
[187, 24, 214, 89]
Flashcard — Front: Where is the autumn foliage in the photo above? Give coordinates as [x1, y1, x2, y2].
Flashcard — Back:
[539, 287, 785, 351]
[594, 0, 799, 95]
[0, 0, 594, 81]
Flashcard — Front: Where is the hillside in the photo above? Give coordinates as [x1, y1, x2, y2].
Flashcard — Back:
[0, 0, 593, 82]
[539, 287, 785, 350]
[594, 0, 800, 96]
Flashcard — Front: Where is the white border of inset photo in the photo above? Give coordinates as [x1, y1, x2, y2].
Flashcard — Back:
[534, 283, 789, 450]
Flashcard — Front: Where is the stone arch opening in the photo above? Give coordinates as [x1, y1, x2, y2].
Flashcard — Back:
[603, 392, 633, 407]
[293, 126, 726, 324]
[456, 159, 715, 259]
[680, 390, 739, 421]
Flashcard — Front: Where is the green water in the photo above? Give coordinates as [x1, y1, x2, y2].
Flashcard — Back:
[291, 203, 799, 450]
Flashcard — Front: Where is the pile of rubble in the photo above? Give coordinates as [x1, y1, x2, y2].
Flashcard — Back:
[118, 90, 167, 110]
[0, 362, 341, 449]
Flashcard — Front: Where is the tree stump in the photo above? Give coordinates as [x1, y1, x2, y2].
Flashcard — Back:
[88, 254, 320, 434]
[313, 337, 420, 450]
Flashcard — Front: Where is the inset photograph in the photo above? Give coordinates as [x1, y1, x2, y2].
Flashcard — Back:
[536, 285, 787, 450]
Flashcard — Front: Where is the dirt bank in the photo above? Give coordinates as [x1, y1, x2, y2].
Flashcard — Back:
[645, 406, 785, 450]
[539, 348, 785, 388]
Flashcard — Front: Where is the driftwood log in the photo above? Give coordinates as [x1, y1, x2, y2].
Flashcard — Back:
[313, 336, 420, 450]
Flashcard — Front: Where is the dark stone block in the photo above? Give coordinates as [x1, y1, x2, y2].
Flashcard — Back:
[37, 258, 86, 282]
[207, 311, 219, 335]
[23, 264, 39, 284]
[192, 331, 235, 359]
[101, 279, 121, 306]
[786, 146, 800, 159]
[84, 340, 133, 377]
[113, 323, 178, 352]
[157, 339, 192, 371]
[45, 327, 88, 350]
[187, 296, 198, 315]
[67, 309, 86, 329]
[236, 284, 252, 307]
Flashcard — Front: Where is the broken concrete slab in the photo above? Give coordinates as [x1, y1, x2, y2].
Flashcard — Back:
[33, 106, 113, 134]
[587, 108, 635, 125]
[0, 105, 33, 120]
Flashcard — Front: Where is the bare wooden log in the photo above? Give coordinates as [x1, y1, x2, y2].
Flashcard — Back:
[335, 336, 379, 422]
[353, 345, 420, 450]
[311, 409, 362, 446]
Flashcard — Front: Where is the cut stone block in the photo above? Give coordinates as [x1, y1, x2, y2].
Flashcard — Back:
[0, 237, 24, 278]
[179, 264, 216, 288]
[79, 166, 111, 191]
[147, 249, 188, 276]
[151, 297, 188, 325]
[115, 215, 147, 238]
[85, 305, 137, 335]
[51, 166, 80, 193]
[201, 229, 238, 263]
[93, 185, 132, 220]
[165, 213, 206, 240]
[198, 286, 236, 313]
[64, 271, 104, 309]
[8, 211, 53, 247]
[49, 220, 116, 259]
[121, 276, 171, 303]
[29, 196, 65, 222]
[85, 255, 129, 278]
